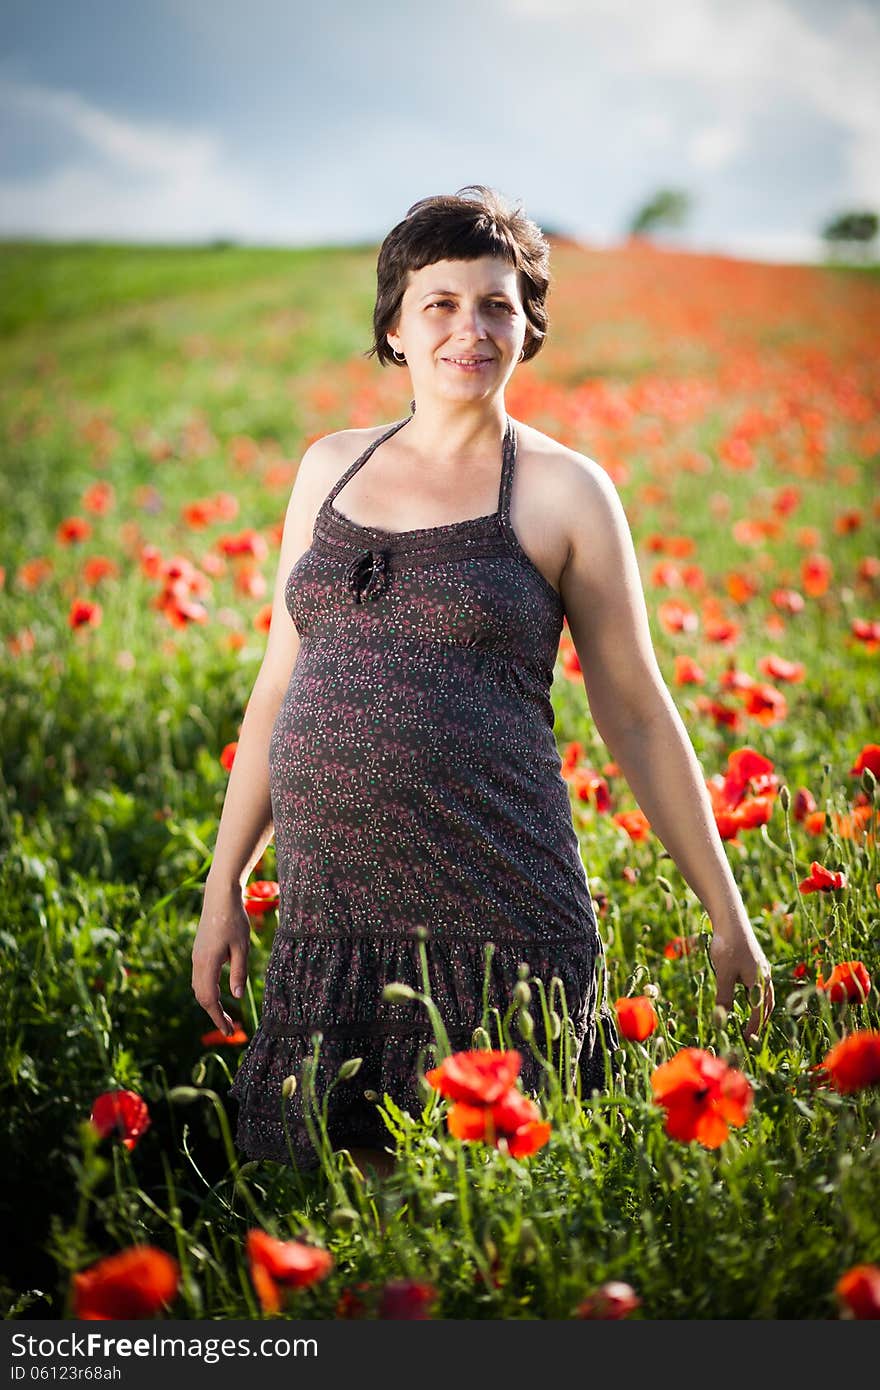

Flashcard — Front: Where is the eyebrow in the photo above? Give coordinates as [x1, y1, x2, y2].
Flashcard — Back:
[418, 289, 514, 300]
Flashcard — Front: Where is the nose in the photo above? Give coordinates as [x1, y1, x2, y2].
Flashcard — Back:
[453, 308, 489, 340]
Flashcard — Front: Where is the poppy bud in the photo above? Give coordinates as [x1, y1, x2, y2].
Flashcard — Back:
[281, 1075, 297, 1099]
[513, 981, 532, 1007]
[338, 1057, 363, 1081]
[779, 784, 791, 811]
[549, 1011, 562, 1040]
[518, 1009, 535, 1041]
[328, 1207, 359, 1229]
[382, 982, 417, 1002]
[169, 1087, 203, 1105]
[471, 1026, 492, 1049]
[860, 766, 877, 797]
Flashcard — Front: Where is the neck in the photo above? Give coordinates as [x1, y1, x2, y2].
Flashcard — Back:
[401, 396, 508, 464]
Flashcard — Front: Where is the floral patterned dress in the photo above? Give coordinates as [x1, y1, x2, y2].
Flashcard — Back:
[229, 410, 616, 1165]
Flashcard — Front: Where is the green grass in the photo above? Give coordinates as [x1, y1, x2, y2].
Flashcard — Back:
[1, 240, 878, 1321]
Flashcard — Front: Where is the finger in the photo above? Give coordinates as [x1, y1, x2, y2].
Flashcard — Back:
[744, 975, 774, 1039]
[192, 960, 234, 1035]
[714, 970, 735, 1013]
[229, 940, 250, 1000]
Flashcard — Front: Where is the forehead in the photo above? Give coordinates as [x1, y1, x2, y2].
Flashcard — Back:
[404, 256, 520, 296]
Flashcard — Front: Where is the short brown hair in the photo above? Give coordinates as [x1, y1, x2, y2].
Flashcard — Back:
[365, 184, 551, 369]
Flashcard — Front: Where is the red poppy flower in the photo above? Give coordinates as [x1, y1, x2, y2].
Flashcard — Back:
[426, 1049, 551, 1155]
[674, 655, 706, 685]
[201, 1024, 248, 1046]
[757, 654, 805, 683]
[82, 555, 118, 584]
[72, 1246, 179, 1319]
[243, 880, 280, 916]
[446, 1085, 552, 1158]
[663, 934, 699, 960]
[835, 1264, 880, 1319]
[818, 1030, 880, 1094]
[82, 481, 115, 516]
[57, 515, 92, 545]
[220, 742, 237, 771]
[425, 1049, 522, 1105]
[802, 553, 832, 596]
[816, 961, 872, 1004]
[246, 1230, 333, 1315]
[378, 1280, 437, 1320]
[90, 1090, 151, 1151]
[615, 995, 659, 1041]
[68, 599, 102, 630]
[612, 808, 652, 841]
[335, 1282, 372, 1318]
[799, 861, 848, 893]
[651, 1048, 752, 1149]
[793, 787, 817, 821]
[851, 745, 880, 780]
[576, 1280, 641, 1319]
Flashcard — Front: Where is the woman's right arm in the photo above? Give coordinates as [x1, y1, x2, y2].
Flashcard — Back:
[191, 433, 340, 1035]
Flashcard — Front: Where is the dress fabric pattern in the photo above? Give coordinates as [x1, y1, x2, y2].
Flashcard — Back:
[230, 412, 617, 1166]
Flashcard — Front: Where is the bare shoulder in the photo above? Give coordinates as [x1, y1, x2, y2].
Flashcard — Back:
[512, 419, 614, 566]
[293, 425, 378, 504]
[305, 423, 391, 479]
[514, 418, 608, 498]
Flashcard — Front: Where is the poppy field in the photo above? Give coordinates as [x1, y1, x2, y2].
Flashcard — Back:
[1, 238, 879, 1321]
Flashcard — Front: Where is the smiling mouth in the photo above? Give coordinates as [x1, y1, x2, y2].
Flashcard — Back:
[443, 357, 493, 367]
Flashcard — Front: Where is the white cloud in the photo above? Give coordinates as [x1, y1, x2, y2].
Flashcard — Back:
[0, 76, 218, 180]
[680, 226, 826, 262]
[502, 0, 880, 202]
[687, 123, 745, 172]
[0, 76, 273, 240]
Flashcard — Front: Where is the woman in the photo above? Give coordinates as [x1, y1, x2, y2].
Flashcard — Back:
[191, 185, 773, 1179]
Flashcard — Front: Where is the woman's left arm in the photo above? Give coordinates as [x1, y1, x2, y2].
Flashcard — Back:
[558, 452, 774, 1038]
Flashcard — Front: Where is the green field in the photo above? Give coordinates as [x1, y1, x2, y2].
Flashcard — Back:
[1, 240, 878, 1321]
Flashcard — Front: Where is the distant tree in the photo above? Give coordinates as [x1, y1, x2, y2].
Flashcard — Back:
[627, 188, 693, 239]
[820, 209, 878, 263]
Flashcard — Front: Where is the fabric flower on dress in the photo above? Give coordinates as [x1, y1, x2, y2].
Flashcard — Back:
[347, 548, 389, 603]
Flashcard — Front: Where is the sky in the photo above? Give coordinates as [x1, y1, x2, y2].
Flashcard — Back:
[1, 0, 878, 262]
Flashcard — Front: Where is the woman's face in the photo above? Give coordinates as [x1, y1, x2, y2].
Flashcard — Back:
[386, 256, 527, 404]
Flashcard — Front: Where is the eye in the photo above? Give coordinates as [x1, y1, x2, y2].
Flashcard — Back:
[428, 300, 514, 311]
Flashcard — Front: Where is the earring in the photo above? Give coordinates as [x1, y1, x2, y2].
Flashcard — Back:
[518, 348, 525, 361]
[391, 348, 406, 363]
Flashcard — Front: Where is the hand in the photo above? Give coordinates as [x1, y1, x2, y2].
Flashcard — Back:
[707, 920, 774, 1040]
[191, 880, 251, 1036]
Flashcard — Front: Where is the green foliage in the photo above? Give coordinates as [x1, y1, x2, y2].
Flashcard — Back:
[1, 241, 878, 1320]
[627, 188, 692, 237]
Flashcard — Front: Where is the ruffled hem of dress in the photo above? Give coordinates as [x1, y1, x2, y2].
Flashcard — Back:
[228, 1023, 472, 1169]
